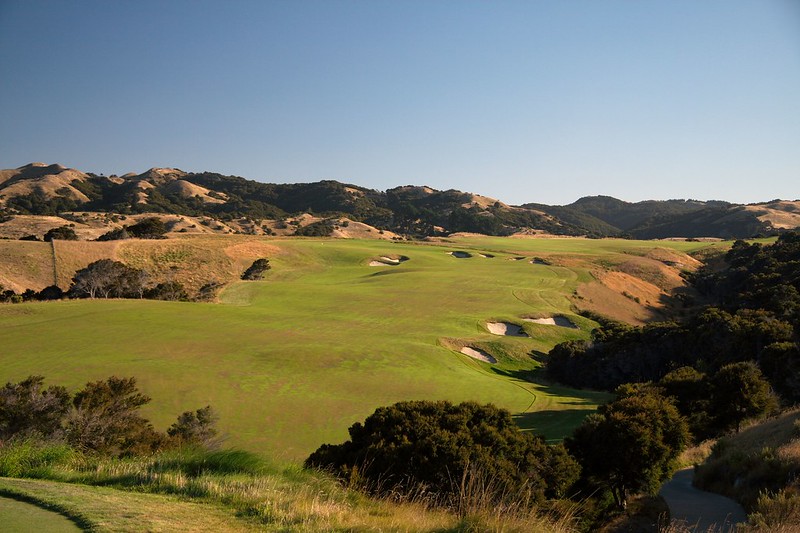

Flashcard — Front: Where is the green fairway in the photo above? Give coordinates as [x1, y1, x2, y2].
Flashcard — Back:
[0, 493, 81, 533]
[0, 236, 710, 460]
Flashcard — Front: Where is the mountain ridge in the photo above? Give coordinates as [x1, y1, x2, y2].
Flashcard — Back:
[0, 163, 796, 239]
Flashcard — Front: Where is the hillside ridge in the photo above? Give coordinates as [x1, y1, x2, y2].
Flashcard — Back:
[1, 163, 797, 239]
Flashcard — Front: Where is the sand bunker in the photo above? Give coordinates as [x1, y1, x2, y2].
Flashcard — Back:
[522, 316, 578, 329]
[369, 255, 410, 266]
[486, 322, 529, 337]
[449, 251, 472, 258]
[478, 253, 495, 258]
[460, 346, 497, 364]
[508, 256, 526, 261]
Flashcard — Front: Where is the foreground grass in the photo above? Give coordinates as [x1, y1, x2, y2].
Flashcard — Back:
[0, 491, 82, 532]
[0, 446, 577, 532]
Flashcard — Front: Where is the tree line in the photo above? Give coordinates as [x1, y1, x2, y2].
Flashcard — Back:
[546, 232, 799, 441]
[1, 257, 270, 304]
[0, 375, 217, 456]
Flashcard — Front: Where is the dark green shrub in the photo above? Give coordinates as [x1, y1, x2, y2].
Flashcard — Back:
[168, 406, 219, 448]
[241, 258, 271, 280]
[43, 226, 78, 241]
[145, 281, 189, 301]
[305, 400, 579, 505]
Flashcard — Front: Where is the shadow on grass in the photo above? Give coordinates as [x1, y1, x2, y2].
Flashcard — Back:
[512, 409, 597, 443]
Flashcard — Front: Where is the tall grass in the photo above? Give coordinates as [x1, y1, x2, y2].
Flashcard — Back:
[0, 441, 577, 531]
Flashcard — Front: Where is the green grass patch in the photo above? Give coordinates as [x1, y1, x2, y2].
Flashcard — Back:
[0, 237, 708, 460]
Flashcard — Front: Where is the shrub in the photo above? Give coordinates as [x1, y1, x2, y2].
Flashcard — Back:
[66, 376, 165, 456]
[241, 258, 271, 280]
[126, 217, 168, 239]
[0, 376, 71, 442]
[168, 406, 219, 448]
[43, 226, 78, 241]
[145, 281, 189, 301]
[305, 400, 579, 506]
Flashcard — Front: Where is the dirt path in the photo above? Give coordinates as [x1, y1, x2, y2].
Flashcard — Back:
[659, 468, 747, 532]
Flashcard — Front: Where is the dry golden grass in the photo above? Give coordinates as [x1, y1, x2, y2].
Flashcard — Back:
[575, 270, 667, 325]
[679, 440, 717, 468]
[52, 240, 121, 289]
[0, 240, 55, 292]
[745, 201, 800, 230]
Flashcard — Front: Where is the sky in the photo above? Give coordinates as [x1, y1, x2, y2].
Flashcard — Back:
[1, 1, 798, 205]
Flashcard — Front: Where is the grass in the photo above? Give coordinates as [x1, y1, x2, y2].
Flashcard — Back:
[0, 445, 579, 532]
[0, 235, 712, 461]
[0, 490, 83, 532]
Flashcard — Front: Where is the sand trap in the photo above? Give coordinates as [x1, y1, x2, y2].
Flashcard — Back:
[460, 346, 497, 364]
[508, 256, 526, 261]
[522, 316, 578, 329]
[369, 255, 410, 266]
[449, 251, 472, 258]
[486, 322, 529, 337]
[478, 253, 495, 258]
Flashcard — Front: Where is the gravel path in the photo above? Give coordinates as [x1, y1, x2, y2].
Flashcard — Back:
[659, 468, 747, 532]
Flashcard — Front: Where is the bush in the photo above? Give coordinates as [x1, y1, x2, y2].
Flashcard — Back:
[241, 258, 271, 280]
[168, 406, 219, 448]
[305, 400, 579, 506]
[43, 226, 78, 241]
[145, 281, 189, 301]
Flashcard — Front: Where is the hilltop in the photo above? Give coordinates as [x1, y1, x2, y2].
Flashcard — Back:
[1, 163, 797, 240]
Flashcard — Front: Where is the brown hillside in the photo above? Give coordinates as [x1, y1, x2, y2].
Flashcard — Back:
[164, 180, 227, 204]
[0, 163, 90, 205]
[571, 248, 701, 324]
[745, 201, 800, 230]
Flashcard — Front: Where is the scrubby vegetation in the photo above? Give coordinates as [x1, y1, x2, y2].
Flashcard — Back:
[97, 216, 168, 240]
[306, 401, 579, 507]
[0, 375, 216, 456]
[241, 258, 271, 280]
[545, 231, 800, 528]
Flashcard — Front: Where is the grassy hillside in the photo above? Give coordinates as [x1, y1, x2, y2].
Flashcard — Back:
[0, 236, 711, 461]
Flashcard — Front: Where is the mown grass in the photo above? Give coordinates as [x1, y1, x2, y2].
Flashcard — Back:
[0, 236, 709, 460]
[0, 491, 83, 532]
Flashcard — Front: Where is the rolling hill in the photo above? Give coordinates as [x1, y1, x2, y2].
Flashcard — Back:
[2, 163, 796, 239]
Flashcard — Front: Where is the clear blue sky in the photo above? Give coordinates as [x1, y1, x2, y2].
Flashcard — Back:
[1, 1, 798, 205]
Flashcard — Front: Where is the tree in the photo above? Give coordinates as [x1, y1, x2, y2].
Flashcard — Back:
[126, 217, 168, 239]
[305, 401, 579, 505]
[659, 366, 713, 440]
[711, 361, 778, 433]
[145, 281, 189, 301]
[567, 390, 689, 509]
[69, 259, 148, 299]
[36, 285, 65, 301]
[241, 258, 271, 280]
[168, 405, 219, 448]
[43, 226, 78, 241]
[0, 376, 71, 442]
[65, 376, 164, 456]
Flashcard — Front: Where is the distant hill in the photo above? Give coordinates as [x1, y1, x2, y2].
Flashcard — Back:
[527, 195, 799, 239]
[0, 163, 797, 239]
